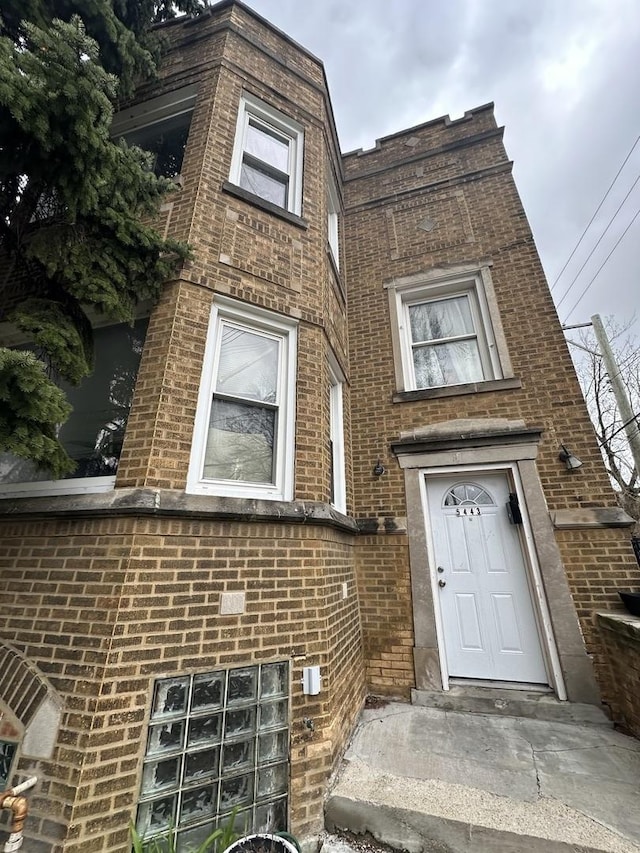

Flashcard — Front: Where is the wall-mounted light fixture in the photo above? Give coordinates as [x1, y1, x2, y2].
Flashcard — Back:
[302, 666, 321, 695]
[559, 444, 583, 471]
[373, 459, 386, 476]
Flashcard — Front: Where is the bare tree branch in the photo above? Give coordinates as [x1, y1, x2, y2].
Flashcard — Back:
[570, 316, 640, 522]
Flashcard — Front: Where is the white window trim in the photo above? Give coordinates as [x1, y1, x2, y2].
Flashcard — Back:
[0, 310, 150, 500]
[229, 92, 304, 216]
[187, 297, 297, 502]
[111, 85, 198, 138]
[386, 264, 513, 392]
[0, 475, 117, 500]
[327, 176, 340, 270]
[328, 355, 346, 513]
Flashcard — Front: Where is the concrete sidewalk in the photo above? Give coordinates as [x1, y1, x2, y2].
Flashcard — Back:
[325, 700, 640, 852]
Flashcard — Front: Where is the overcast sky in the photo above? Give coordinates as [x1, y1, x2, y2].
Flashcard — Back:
[244, 0, 640, 334]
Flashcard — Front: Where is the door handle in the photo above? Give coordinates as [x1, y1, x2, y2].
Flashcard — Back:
[438, 579, 446, 588]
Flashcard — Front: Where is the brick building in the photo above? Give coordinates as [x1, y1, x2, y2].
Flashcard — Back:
[0, 2, 638, 851]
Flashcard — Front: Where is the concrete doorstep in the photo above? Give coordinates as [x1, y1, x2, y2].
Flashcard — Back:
[325, 702, 640, 853]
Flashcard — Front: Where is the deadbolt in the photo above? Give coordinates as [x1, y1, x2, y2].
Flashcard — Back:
[438, 579, 446, 588]
[437, 566, 445, 573]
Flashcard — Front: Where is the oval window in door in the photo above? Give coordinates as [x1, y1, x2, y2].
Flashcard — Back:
[443, 482, 495, 507]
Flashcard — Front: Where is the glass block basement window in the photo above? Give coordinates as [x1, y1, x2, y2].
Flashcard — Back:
[136, 662, 289, 850]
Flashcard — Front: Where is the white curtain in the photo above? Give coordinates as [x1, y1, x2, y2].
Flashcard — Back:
[409, 296, 483, 387]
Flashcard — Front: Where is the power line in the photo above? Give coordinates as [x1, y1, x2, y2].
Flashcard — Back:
[551, 132, 640, 292]
[604, 350, 640, 389]
[563, 206, 640, 321]
[599, 411, 640, 446]
[565, 323, 640, 386]
[555, 172, 640, 309]
[613, 348, 640, 378]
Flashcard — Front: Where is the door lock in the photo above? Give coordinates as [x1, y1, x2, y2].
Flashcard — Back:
[437, 566, 445, 573]
[438, 579, 446, 588]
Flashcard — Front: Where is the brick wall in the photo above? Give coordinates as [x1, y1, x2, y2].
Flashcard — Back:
[2, 4, 639, 851]
[597, 613, 640, 736]
[355, 539, 414, 697]
[0, 5, 363, 850]
[558, 529, 640, 700]
[0, 514, 363, 850]
[344, 105, 640, 695]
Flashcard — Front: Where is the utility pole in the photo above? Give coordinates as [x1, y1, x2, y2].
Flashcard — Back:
[591, 313, 640, 475]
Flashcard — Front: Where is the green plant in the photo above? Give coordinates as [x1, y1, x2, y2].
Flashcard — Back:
[130, 807, 244, 853]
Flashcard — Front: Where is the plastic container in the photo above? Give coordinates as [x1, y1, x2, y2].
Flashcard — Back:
[619, 590, 640, 617]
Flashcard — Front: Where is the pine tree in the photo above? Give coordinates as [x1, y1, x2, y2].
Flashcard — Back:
[0, 1, 204, 478]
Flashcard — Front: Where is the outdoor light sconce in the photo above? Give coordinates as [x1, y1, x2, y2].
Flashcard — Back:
[373, 459, 386, 476]
[559, 444, 583, 471]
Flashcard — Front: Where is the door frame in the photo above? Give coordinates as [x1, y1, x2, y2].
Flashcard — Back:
[420, 462, 566, 698]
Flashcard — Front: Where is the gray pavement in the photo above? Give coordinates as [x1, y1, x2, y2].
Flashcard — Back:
[325, 701, 640, 853]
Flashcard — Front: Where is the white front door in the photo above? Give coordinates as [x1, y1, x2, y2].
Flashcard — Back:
[426, 472, 548, 684]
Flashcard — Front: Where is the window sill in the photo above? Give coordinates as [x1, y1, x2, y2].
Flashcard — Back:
[221, 181, 308, 229]
[393, 376, 522, 403]
[0, 487, 359, 532]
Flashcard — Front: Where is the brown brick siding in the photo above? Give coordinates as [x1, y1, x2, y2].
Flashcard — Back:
[2, 4, 640, 852]
[344, 103, 639, 694]
[0, 6, 363, 849]
[0, 514, 363, 850]
[557, 529, 640, 702]
[0, 645, 50, 729]
[596, 614, 640, 737]
[355, 539, 414, 697]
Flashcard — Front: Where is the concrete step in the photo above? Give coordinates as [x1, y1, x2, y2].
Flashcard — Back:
[411, 686, 612, 726]
[324, 703, 640, 853]
[326, 760, 640, 853]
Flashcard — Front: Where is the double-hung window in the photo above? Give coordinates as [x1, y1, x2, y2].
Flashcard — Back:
[187, 299, 297, 501]
[406, 292, 486, 388]
[390, 268, 510, 392]
[229, 94, 304, 216]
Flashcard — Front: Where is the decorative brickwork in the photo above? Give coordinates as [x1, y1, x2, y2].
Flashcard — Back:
[0, 644, 49, 728]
